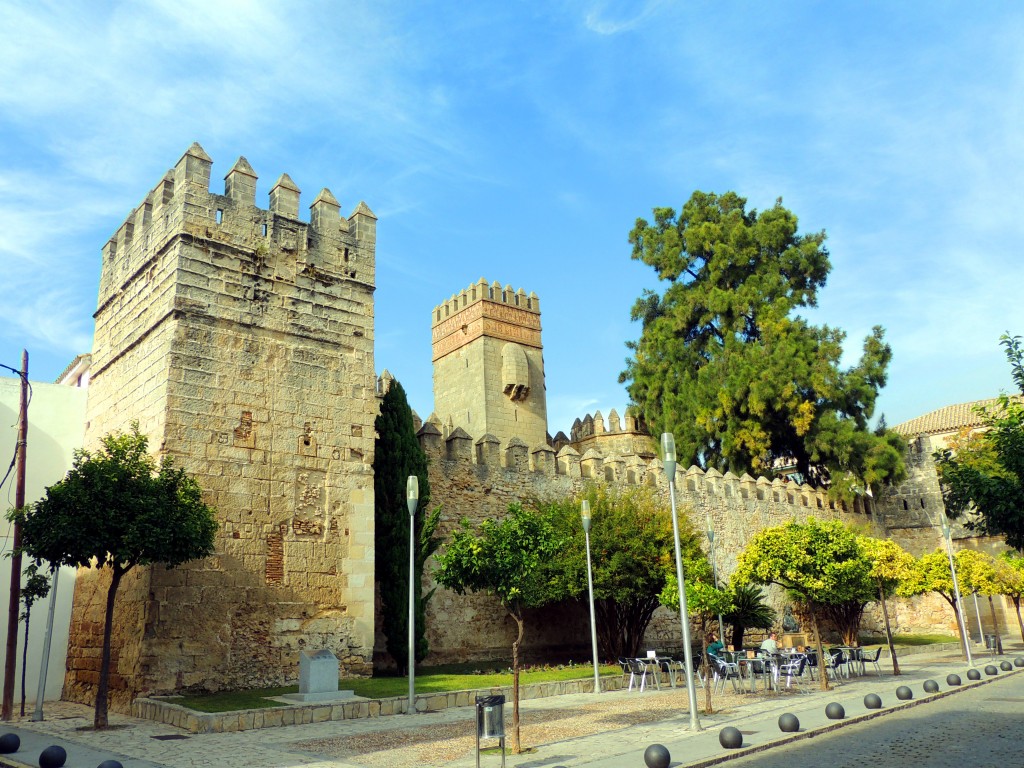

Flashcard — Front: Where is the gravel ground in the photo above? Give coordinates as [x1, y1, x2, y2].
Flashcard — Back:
[295, 685, 786, 767]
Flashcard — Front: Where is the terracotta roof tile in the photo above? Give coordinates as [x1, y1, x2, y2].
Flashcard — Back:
[892, 396, 1017, 436]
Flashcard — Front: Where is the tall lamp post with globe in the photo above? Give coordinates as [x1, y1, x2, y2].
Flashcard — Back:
[407, 475, 419, 713]
[662, 433, 701, 731]
[581, 500, 601, 694]
[705, 512, 725, 639]
[939, 507, 973, 667]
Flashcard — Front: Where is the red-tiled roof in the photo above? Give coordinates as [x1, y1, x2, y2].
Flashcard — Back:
[892, 397, 1011, 437]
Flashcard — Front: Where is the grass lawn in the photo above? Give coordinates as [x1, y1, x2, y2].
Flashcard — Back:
[860, 633, 960, 647]
[176, 663, 621, 713]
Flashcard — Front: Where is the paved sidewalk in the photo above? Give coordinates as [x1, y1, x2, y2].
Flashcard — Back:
[0, 644, 1018, 768]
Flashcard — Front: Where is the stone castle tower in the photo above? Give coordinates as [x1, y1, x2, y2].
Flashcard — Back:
[67, 143, 379, 706]
[431, 279, 548, 448]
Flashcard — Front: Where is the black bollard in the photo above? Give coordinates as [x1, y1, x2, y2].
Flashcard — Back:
[39, 745, 67, 768]
[719, 727, 743, 749]
[946, 674, 961, 686]
[643, 744, 670, 768]
[863, 693, 882, 709]
[825, 702, 845, 719]
[923, 679, 939, 693]
[0, 734, 19, 754]
[778, 713, 800, 732]
[967, 668, 981, 680]
[896, 685, 913, 700]
[984, 665, 998, 676]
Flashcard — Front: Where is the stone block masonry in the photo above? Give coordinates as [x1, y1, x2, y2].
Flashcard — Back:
[414, 412, 879, 665]
[67, 143, 378, 710]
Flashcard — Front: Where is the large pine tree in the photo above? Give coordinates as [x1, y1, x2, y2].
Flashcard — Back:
[373, 379, 433, 673]
[621, 191, 906, 498]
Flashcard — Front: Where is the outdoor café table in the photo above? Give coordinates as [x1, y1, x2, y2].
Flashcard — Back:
[728, 651, 773, 693]
[744, 653, 777, 692]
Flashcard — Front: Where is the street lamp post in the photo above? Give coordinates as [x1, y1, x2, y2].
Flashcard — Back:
[972, 593, 985, 645]
[580, 500, 602, 694]
[939, 508, 973, 667]
[662, 433, 701, 731]
[705, 513, 725, 640]
[407, 475, 419, 714]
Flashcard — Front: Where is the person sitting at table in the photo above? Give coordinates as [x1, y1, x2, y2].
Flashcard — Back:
[707, 632, 725, 658]
[760, 630, 780, 654]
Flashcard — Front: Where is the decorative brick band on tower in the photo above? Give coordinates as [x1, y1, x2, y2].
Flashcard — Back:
[68, 143, 378, 710]
[431, 279, 548, 450]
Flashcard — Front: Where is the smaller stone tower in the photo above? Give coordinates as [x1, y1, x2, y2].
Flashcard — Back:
[431, 279, 547, 448]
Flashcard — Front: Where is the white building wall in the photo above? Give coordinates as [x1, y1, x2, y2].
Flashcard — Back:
[0, 376, 86, 704]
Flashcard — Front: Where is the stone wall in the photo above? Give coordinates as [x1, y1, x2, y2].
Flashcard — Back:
[415, 413, 877, 665]
[68, 144, 379, 710]
[875, 431, 1015, 640]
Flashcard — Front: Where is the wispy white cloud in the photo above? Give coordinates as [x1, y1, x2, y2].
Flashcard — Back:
[583, 0, 667, 35]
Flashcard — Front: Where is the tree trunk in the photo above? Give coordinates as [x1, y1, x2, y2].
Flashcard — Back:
[19, 614, 29, 717]
[987, 596, 1004, 654]
[95, 565, 125, 730]
[809, 604, 829, 692]
[942, 591, 969, 658]
[1013, 597, 1024, 642]
[595, 597, 659, 659]
[509, 607, 524, 754]
[703, 655, 712, 714]
[877, 581, 900, 676]
[730, 624, 745, 651]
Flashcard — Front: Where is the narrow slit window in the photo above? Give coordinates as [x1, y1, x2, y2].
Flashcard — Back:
[215, 209, 223, 224]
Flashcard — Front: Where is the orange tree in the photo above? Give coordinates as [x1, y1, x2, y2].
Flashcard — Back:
[733, 518, 871, 690]
[433, 503, 565, 754]
[9, 424, 217, 729]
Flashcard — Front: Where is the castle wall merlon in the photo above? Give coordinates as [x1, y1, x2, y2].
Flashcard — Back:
[505, 437, 529, 471]
[270, 174, 301, 219]
[603, 454, 624, 483]
[116, 217, 134, 256]
[416, 422, 443, 457]
[174, 142, 213, 196]
[683, 464, 704, 492]
[475, 433, 500, 466]
[224, 156, 258, 206]
[134, 195, 153, 234]
[157, 171, 175, 207]
[350, 202, 376, 246]
[579, 449, 603, 479]
[445, 427, 473, 462]
[530, 444, 556, 475]
[310, 189, 341, 233]
[556, 446, 582, 478]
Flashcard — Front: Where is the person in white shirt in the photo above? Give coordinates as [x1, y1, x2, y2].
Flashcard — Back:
[760, 630, 780, 654]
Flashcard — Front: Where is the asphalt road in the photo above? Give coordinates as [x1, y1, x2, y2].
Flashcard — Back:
[721, 669, 1024, 768]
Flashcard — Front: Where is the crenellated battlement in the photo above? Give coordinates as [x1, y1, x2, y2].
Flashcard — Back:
[431, 277, 539, 327]
[416, 416, 856, 513]
[97, 142, 377, 309]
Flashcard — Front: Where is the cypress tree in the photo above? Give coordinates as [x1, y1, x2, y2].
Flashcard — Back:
[373, 379, 431, 673]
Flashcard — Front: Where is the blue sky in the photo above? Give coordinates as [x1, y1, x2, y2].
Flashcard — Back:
[1, 1, 1022, 436]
